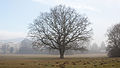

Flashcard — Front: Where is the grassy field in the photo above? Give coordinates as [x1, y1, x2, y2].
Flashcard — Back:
[0, 54, 120, 68]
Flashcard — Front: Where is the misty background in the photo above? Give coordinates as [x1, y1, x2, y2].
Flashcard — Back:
[0, 39, 106, 54]
[0, 0, 120, 54]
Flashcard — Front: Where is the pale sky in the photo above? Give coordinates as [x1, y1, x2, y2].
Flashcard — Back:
[0, 0, 120, 45]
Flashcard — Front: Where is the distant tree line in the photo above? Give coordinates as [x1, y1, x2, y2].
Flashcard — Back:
[0, 39, 106, 55]
[0, 43, 16, 54]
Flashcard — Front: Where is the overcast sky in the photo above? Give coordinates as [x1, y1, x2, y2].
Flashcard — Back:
[0, 0, 120, 45]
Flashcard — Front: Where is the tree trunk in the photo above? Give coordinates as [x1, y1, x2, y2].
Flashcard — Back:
[60, 52, 64, 59]
[59, 49, 65, 59]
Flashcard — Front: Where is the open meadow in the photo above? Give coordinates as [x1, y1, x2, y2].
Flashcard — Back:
[0, 54, 120, 68]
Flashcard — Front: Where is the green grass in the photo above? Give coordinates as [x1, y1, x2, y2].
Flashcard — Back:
[0, 54, 119, 68]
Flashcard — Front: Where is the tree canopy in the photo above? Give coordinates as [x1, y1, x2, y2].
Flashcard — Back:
[107, 23, 120, 57]
[28, 5, 92, 59]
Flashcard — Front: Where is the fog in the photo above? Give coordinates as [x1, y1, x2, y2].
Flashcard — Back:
[0, 39, 106, 55]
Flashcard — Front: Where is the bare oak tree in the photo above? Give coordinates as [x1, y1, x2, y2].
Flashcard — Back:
[107, 23, 120, 57]
[28, 5, 92, 59]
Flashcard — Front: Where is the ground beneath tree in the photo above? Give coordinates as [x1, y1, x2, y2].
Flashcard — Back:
[0, 54, 119, 68]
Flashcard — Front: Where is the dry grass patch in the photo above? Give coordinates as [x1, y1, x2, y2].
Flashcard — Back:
[0, 54, 119, 68]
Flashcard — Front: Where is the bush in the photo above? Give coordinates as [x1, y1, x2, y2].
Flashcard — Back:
[108, 47, 120, 57]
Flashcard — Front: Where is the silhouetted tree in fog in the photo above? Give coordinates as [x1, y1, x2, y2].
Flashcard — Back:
[10, 47, 14, 54]
[100, 41, 106, 53]
[18, 39, 34, 54]
[28, 5, 92, 59]
[90, 43, 99, 53]
[100, 42, 106, 50]
[1, 43, 9, 54]
[107, 23, 120, 57]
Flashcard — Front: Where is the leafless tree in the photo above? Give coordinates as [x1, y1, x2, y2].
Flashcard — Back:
[28, 5, 92, 59]
[107, 23, 120, 57]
